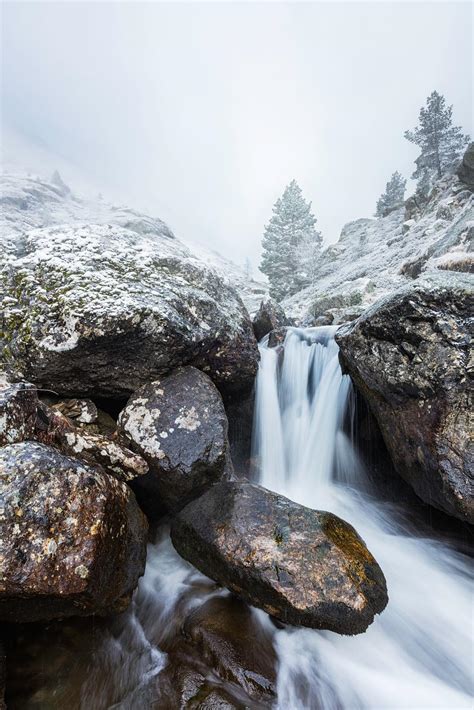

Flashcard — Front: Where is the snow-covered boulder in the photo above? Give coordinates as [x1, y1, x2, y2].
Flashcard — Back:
[1, 222, 258, 398]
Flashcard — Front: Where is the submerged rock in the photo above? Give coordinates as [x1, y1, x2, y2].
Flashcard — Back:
[183, 595, 276, 703]
[0, 442, 148, 622]
[118, 367, 233, 515]
[337, 271, 474, 523]
[171, 481, 388, 634]
[0, 381, 37, 446]
[1, 223, 258, 399]
[252, 297, 289, 342]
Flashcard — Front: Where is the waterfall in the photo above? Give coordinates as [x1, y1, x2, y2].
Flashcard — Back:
[253, 327, 473, 710]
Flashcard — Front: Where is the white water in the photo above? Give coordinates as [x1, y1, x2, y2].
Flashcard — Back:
[254, 326, 473, 709]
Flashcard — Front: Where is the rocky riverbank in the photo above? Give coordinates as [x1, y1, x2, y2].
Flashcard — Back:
[1, 148, 472, 707]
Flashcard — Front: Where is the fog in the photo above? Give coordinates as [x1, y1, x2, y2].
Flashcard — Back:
[2, 1, 472, 272]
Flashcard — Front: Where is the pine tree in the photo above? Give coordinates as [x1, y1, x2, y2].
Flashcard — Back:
[375, 171, 407, 217]
[404, 91, 469, 195]
[260, 180, 322, 301]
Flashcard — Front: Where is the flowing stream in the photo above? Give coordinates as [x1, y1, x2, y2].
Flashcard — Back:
[6, 327, 473, 709]
[253, 326, 473, 709]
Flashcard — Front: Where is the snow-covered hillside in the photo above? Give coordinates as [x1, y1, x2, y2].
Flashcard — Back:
[0, 170, 267, 314]
[283, 167, 473, 322]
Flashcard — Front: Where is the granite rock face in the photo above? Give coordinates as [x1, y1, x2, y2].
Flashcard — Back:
[0, 442, 148, 622]
[337, 271, 474, 523]
[119, 367, 233, 515]
[171, 481, 388, 634]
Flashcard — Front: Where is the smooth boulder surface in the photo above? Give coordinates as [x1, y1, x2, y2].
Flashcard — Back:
[118, 367, 233, 514]
[171, 481, 388, 634]
[252, 297, 289, 342]
[1, 224, 258, 398]
[0, 442, 148, 622]
[336, 271, 474, 523]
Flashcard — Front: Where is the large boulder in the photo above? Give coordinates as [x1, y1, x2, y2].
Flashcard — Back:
[171, 481, 388, 634]
[336, 271, 474, 523]
[457, 142, 474, 190]
[252, 297, 289, 342]
[0, 442, 148, 622]
[1, 224, 258, 399]
[118, 367, 233, 515]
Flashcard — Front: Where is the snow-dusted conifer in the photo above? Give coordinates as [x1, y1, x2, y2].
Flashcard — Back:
[260, 180, 322, 300]
[375, 171, 406, 217]
[404, 91, 469, 195]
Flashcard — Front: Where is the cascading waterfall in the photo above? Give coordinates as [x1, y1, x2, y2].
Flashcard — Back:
[253, 326, 473, 709]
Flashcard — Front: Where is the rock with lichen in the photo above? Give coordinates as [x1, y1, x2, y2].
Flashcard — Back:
[336, 271, 474, 523]
[34, 402, 149, 483]
[0, 218, 258, 399]
[171, 481, 388, 634]
[0, 381, 38, 446]
[0, 441, 148, 622]
[118, 367, 234, 516]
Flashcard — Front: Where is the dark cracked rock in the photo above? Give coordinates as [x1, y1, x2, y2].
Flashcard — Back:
[118, 367, 234, 515]
[336, 271, 474, 523]
[457, 142, 474, 191]
[0, 441, 148, 622]
[171, 481, 388, 634]
[252, 298, 290, 342]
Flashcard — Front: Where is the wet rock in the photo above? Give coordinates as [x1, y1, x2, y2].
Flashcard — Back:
[34, 401, 148, 483]
[267, 327, 288, 349]
[1, 224, 258, 399]
[118, 367, 233, 515]
[0, 381, 38, 446]
[225, 390, 255, 477]
[252, 297, 289, 342]
[171, 481, 388, 634]
[183, 596, 276, 703]
[0, 441, 148, 622]
[457, 142, 474, 190]
[336, 271, 474, 523]
[51, 397, 98, 424]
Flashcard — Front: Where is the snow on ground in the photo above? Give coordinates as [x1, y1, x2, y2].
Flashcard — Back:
[282, 170, 473, 322]
[0, 169, 268, 315]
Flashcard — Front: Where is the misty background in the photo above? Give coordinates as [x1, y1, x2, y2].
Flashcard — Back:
[1, 1, 472, 273]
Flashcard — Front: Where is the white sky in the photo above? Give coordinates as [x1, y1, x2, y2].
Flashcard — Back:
[2, 1, 472, 272]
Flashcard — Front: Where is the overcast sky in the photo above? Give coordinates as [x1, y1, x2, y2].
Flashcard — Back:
[2, 1, 472, 271]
